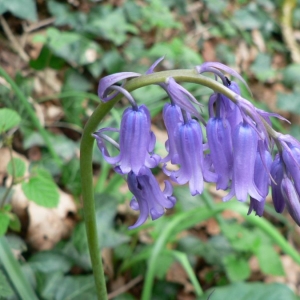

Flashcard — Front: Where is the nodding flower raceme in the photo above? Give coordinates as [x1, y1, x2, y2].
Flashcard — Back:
[94, 58, 300, 228]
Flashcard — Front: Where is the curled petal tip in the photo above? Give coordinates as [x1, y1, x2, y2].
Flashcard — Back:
[98, 72, 141, 102]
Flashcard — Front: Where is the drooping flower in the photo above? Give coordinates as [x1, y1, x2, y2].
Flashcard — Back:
[164, 116, 216, 196]
[94, 104, 160, 174]
[248, 143, 273, 216]
[206, 117, 233, 190]
[223, 122, 263, 202]
[127, 166, 176, 229]
[270, 154, 286, 213]
[280, 139, 300, 196]
[162, 103, 183, 164]
[281, 176, 300, 226]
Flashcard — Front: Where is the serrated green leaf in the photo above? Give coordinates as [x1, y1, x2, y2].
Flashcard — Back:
[0, 0, 37, 21]
[223, 255, 251, 282]
[22, 169, 59, 208]
[0, 269, 14, 298]
[0, 211, 10, 236]
[0, 108, 21, 133]
[7, 158, 26, 178]
[255, 243, 284, 276]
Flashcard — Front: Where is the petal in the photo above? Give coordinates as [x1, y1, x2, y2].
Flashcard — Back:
[166, 78, 201, 119]
[98, 72, 141, 102]
[281, 177, 300, 226]
[196, 62, 251, 95]
[146, 56, 165, 74]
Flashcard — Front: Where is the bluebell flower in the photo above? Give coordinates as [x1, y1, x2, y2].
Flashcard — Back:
[223, 122, 263, 202]
[248, 143, 273, 216]
[127, 166, 176, 229]
[162, 103, 183, 164]
[206, 117, 233, 190]
[270, 154, 286, 213]
[279, 136, 300, 196]
[281, 176, 300, 226]
[164, 116, 216, 196]
[94, 104, 160, 174]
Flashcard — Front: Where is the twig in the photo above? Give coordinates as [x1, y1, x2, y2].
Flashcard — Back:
[23, 17, 55, 33]
[0, 16, 29, 62]
[107, 276, 143, 299]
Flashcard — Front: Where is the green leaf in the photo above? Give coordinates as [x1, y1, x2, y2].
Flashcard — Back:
[22, 168, 59, 208]
[222, 255, 251, 282]
[232, 8, 262, 30]
[250, 53, 276, 81]
[8, 212, 21, 232]
[203, 0, 228, 13]
[0, 0, 37, 21]
[199, 282, 299, 300]
[154, 252, 174, 280]
[0, 269, 14, 299]
[282, 64, 300, 87]
[54, 275, 96, 300]
[35, 271, 64, 300]
[0, 211, 10, 236]
[95, 194, 130, 249]
[222, 222, 260, 252]
[7, 157, 26, 178]
[277, 92, 300, 115]
[30, 46, 65, 70]
[151, 280, 180, 300]
[255, 243, 284, 276]
[0, 108, 21, 133]
[44, 28, 102, 66]
[29, 251, 73, 273]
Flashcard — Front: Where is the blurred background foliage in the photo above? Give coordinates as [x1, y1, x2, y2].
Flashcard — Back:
[1, 0, 300, 299]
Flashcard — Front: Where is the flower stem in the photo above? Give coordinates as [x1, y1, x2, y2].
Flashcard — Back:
[80, 101, 117, 300]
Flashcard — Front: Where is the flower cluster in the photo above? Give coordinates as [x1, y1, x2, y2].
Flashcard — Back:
[94, 58, 300, 228]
